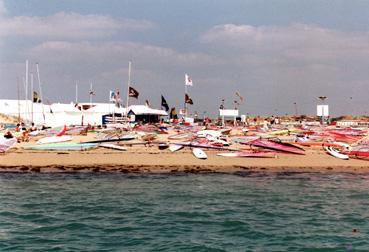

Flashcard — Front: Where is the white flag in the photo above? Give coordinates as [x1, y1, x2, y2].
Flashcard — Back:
[185, 74, 193, 86]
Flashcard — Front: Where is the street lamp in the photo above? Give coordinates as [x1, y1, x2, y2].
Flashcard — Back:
[318, 96, 328, 124]
[293, 102, 298, 116]
[318, 96, 327, 103]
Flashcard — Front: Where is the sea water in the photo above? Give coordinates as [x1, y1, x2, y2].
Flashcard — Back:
[0, 172, 368, 251]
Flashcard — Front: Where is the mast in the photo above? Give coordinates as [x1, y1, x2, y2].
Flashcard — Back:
[184, 82, 187, 118]
[25, 60, 29, 122]
[125, 61, 131, 119]
[89, 82, 93, 105]
[75, 81, 78, 103]
[17, 77, 20, 122]
[35, 63, 45, 124]
[31, 72, 34, 123]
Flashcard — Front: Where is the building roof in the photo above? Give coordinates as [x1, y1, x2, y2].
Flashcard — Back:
[128, 105, 168, 116]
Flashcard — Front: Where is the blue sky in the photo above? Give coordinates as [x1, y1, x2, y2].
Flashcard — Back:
[1, 0, 369, 116]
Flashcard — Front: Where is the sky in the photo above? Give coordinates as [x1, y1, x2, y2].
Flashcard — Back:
[1, 0, 369, 117]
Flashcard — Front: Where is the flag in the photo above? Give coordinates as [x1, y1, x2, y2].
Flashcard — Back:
[109, 90, 117, 102]
[185, 74, 193, 86]
[129, 86, 139, 98]
[235, 91, 244, 102]
[145, 99, 150, 107]
[170, 107, 178, 119]
[185, 93, 193, 105]
[161, 95, 169, 111]
[33, 91, 41, 103]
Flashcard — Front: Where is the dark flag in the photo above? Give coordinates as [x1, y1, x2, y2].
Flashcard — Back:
[170, 107, 178, 119]
[129, 86, 139, 98]
[145, 99, 150, 107]
[161, 95, 169, 111]
[185, 93, 193, 105]
[33, 91, 41, 103]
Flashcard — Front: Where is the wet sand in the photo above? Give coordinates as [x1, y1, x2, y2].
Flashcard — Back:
[1, 146, 369, 173]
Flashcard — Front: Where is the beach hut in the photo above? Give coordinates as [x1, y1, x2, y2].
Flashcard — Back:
[127, 105, 167, 123]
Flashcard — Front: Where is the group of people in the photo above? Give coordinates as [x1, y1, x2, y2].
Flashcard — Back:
[2, 122, 38, 142]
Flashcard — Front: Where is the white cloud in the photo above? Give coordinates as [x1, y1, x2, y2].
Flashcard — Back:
[0, 11, 154, 39]
[28, 40, 217, 68]
[0, 0, 6, 16]
[200, 23, 369, 62]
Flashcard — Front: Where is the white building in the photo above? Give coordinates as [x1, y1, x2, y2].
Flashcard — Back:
[0, 100, 167, 127]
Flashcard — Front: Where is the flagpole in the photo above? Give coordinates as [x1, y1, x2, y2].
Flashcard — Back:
[125, 61, 131, 120]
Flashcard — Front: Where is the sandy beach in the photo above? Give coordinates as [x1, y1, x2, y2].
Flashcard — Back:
[2, 143, 369, 173]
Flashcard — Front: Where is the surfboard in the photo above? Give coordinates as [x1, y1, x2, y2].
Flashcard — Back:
[36, 135, 72, 145]
[24, 142, 96, 150]
[217, 151, 276, 158]
[197, 130, 221, 138]
[169, 144, 183, 152]
[81, 135, 136, 144]
[99, 143, 127, 151]
[324, 146, 349, 160]
[192, 148, 207, 159]
[250, 139, 305, 155]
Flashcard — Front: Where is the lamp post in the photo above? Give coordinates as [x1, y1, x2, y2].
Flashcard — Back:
[220, 99, 225, 127]
[293, 102, 298, 116]
[318, 96, 327, 125]
[233, 100, 239, 126]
